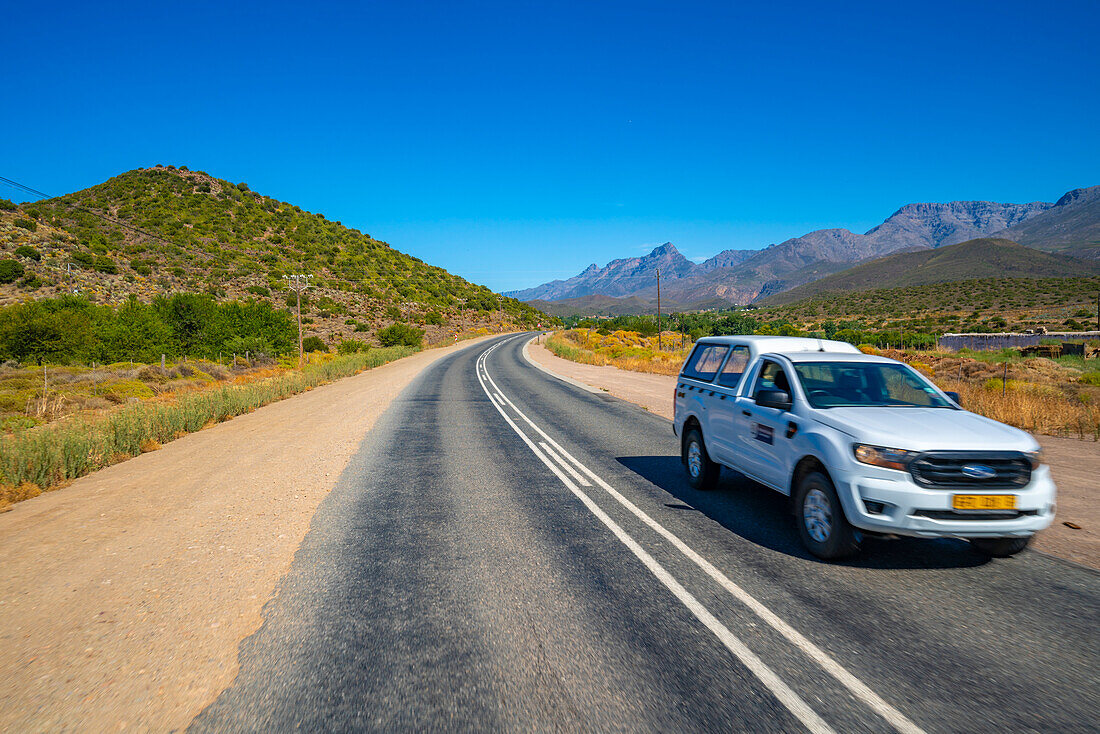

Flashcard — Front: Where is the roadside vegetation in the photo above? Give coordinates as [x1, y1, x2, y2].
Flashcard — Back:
[0, 346, 417, 510]
[0, 167, 551, 345]
[546, 329, 1100, 440]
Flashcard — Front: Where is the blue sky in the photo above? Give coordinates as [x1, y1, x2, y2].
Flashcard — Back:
[2, 0, 1098, 291]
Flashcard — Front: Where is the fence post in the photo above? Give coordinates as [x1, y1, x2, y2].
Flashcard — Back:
[1002, 362, 1008, 397]
[161, 354, 166, 369]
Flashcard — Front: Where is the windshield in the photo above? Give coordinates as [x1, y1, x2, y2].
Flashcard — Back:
[793, 362, 953, 409]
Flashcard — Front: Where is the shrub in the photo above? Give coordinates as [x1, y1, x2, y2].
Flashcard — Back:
[224, 336, 272, 356]
[0, 260, 25, 284]
[14, 245, 40, 261]
[377, 322, 424, 347]
[0, 199, 16, 211]
[13, 218, 36, 232]
[424, 310, 444, 325]
[247, 285, 270, 297]
[93, 256, 118, 274]
[301, 335, 328, 353]
[338, 339, 369, 354]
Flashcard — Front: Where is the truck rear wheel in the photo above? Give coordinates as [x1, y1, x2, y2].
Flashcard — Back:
[970, 537, 1031, 558]
[683, 428, 719, 491]
[795, 471, 861, 560]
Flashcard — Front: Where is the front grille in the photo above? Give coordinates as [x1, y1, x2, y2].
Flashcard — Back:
[909, 453, 1031, 489]
[913, 509, 1038, 521]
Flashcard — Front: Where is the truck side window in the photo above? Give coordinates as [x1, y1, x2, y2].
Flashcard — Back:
[753, 360, 791, 396]
[716, 346, 750, 388]
[682, 344, 729, 382]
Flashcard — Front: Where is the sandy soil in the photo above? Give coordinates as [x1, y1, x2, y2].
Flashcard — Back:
[0, 336, 496, 733]
[526, 339, 1099, 570]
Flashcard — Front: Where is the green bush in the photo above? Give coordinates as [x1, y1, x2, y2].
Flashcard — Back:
[0, 260, 25, 284]
[13, 218, 36, 232]
[224, 335, 272, 356]
[424, 310, 444, 325]
[14, 245, 41, 261]
[337, 339, 369, 354]
[301, 335, 328, 353]
[247, 285, 270, 297]
[93, 256, 118, 274]
[0, 198, 16, 211]
[377, 322, 424, 347]
[71, 251, 94, 267]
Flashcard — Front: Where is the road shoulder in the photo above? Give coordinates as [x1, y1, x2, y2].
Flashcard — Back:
[0, 335, 497, 733]
[525, 337, 1099, 570]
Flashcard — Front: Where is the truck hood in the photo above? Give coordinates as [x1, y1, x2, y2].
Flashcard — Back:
[812, 407, 1039, 453]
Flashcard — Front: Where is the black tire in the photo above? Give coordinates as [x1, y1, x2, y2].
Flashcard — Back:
[795, 471, 861, 560]
[970, 536, 1031, 558]
[682, 428, 719, 491]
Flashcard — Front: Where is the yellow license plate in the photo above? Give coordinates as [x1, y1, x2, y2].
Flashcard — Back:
[952, 494, 1017, 511]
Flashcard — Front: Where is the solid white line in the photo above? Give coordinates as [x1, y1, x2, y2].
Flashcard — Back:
[538, 441, 592, 486]
[521, 337, 604, 394]
[475, 341, 835, 734]
[482, 338, 925, 734]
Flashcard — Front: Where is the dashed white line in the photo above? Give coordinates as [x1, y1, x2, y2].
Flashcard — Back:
[477, 337, 926, 734]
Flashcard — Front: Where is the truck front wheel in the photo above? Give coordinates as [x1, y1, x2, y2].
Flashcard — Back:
[970, 537, 1031, 558]
[795, 471, 861, 560]
[683, 428, 719, 491]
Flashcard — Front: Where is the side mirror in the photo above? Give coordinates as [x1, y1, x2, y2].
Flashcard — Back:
[945, 391, 962, 406]
[756, 389, 792, 411]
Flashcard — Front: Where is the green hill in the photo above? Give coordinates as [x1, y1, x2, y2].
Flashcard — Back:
[760, 238, 1100, 306]
[0, 166, 546, 345]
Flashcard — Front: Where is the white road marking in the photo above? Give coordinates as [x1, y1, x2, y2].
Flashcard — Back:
[475, 341, 835, 734]
[480, 337, 926, 734]
[538, 441, 592, 486]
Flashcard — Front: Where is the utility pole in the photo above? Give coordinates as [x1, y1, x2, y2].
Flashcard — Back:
[1096, 292, 1099, 332]
[284, 273, 313, 367]
[656, 269, 662, 351]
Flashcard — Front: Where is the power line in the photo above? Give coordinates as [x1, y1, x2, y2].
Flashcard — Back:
[0, 173, 220, 266]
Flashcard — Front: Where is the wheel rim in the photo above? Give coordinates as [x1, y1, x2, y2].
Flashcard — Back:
[803, 488, 832, 542]
[687, 441, 702, 478]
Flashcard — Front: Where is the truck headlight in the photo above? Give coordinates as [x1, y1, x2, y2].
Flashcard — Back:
[853, 444, 917, 472]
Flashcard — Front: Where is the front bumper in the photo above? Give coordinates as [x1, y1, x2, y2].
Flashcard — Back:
[832, 464, 1056, 539]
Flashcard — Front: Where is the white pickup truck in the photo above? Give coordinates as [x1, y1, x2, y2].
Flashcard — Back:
[672, 336, 1056, 560]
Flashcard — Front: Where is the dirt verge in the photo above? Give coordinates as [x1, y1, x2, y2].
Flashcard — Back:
[0, 336, 496, 733]
[526, 339, 1099, 570]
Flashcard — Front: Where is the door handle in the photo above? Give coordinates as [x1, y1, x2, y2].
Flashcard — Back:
[741, 410, 752, 417]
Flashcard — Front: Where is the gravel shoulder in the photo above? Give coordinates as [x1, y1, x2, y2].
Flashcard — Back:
[526, 338, 1099, 570]
[0, 336, 496, 733]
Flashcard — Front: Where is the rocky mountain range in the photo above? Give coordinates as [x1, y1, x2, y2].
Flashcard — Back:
[507, 187, 1098, 311]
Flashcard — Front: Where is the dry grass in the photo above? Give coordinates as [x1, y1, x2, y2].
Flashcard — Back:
[0, 346, 418, 506]
[546, 329, 689, 376]
[548, 331, 1100, 439]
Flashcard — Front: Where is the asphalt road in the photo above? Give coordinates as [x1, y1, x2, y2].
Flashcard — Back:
[192, 334, 1100, 733]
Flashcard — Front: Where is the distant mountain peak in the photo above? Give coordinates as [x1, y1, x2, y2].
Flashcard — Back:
[649, 242, 678, 255]
[1054, 185, 1100, 208]
[508, 186, 1096, 309]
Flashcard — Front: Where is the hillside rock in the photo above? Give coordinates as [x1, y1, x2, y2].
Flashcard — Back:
[994, 185, 1100, 258]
